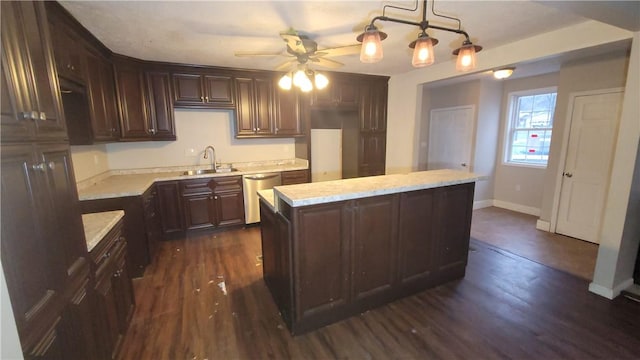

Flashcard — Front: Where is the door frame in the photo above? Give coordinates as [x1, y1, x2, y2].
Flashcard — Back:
[549, 87, 624, 234]
[427, 105, 476, 171]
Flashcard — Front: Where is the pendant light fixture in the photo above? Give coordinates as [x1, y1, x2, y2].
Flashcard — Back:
[357, 0, 482, 70]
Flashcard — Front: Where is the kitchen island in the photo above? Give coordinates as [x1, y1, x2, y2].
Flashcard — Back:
[258, 169, 484, 335]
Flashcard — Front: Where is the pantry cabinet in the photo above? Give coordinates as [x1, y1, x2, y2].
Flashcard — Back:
[1, 1, 66, 142]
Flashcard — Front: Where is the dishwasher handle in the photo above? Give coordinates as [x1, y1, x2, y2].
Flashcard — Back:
[244, 173, 281, 181]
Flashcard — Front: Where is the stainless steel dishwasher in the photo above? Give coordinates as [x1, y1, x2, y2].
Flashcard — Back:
[243, 173, 282, 224]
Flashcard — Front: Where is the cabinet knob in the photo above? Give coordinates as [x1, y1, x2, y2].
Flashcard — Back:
[103, 252, 111, 260]
[47, 161, 55, 170]
[39, 112, 47, 121]
[205, 96, 209, 102]
[275, 127, 279, 132]
[256, 127, 260, 131]
[31, 163, 46, 172]
[253, 128, 256, 132]
[200, 96, 204, 102]
[111, 128, 116, 133]
[71, 65, 75, 71]
[214, 195, 218, 200]
[66, 64, 71, 69]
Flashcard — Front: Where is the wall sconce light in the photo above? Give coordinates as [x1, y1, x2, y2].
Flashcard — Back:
[493, 67, 515, 79]
[357, 0, 482, 70]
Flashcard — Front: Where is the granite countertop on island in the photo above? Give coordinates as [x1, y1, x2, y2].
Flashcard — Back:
[77, 159, 308, 201]
[82, 210, 125, 252]
[273, 169, 485, 208]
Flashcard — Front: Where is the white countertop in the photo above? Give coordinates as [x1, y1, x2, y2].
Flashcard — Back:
[257, 189, 276, 212]
[82, 210, 125, 252]
[273, 169, 484, 208]
[77, 159, 308, 201]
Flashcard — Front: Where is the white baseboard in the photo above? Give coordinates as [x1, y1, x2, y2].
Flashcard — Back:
[589, 278, 635, 299]
[536, 219, 551, 232]
[473, 200, 493, 210]
[493, 200, 541, 216]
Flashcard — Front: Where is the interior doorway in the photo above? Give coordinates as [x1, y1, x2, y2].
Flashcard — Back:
[427, 105, 474, 172]
[554, 89, 624, 243]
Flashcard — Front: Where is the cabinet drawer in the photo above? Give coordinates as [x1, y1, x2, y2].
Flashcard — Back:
[211, 176, 242, 193]
[180, 178, 212, 195]
[94, 240, 126, 282]
[281, 170, 309, 185]
[89, 220, 124, 267]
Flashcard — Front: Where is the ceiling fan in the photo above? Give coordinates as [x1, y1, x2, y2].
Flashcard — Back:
[234, 28, 361, 72]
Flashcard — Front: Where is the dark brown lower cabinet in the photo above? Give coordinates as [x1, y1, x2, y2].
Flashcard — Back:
[162, 176, 244, 234]
[80, 195, 155, 278]
[89, 219, 134, 360]
[156, 181, 184, 237]
[260, 182, 475, 335]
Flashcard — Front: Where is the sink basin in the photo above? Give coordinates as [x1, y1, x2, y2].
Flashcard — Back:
[181, 168, 238, 176]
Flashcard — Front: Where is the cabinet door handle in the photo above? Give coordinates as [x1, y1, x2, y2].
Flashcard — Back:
[47, 161, 55, 170]
[31, 163, 46, 172]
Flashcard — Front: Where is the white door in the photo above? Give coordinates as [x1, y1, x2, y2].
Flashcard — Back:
[311, 129, 343, 182]
[556, 91, 624, 243]
[427, 106, 474, 171]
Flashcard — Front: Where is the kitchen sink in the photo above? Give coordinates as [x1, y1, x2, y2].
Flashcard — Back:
[181, 168, 238, 176]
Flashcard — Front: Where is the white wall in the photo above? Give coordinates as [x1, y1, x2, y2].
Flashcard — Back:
[493, 73, 558, 212]
[1, 260, 23, 359]
[474, 79, 502, 203]
[70, 144, 110, 182]
[107, 110, 295, 170]
[386, 20, 632, 175]
[71, 110, 296, 180]
[590, 32, 640, 298]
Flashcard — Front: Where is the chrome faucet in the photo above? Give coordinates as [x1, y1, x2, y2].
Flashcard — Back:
[203, 145, 217, 170]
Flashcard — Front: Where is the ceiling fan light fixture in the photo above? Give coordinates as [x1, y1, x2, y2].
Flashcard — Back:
[314, 73, 329, 90]
[410, 33, 436, 68]
[358, 26, 384, 63]
[278, 74, 293, 90]
[292, 69, 307, 87]
[453, 40, 482, 72]
[299, 76, 313, 92]
[493, 67, 515, 79]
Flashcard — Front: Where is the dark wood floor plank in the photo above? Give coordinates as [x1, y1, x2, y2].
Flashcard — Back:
[117, 227, 640, 360]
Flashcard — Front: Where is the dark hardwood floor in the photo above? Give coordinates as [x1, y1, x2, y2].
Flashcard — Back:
[118, 226, 640, 359]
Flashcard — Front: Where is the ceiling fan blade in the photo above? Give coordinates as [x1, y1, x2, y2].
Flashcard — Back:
[312, 57, 344, 69]
[234, 50, 284, 57]
[317, 44, 362, 57]
[280, 34, 308, 54]
[275, 59, 297, 71]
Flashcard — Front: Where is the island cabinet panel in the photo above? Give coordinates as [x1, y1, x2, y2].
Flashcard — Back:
[398, 189, 436, 283]
[433, 184, 475, 272]
[262, 182, 475, 335]
[295, 202, 350, 319]
[352, 195, 398, 301]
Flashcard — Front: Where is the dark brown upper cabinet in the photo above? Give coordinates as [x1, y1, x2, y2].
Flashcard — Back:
[48, 20, 84, 84]
[312, 78, 359, 109]
[83, 49, 120, 142]
[273, 84, 304, 137]
[145, 71, 176, 140]
[114, 57, 175, 141]
[359, 80, 388, 132]
[172, 72, 235, 108]
[235, 75, 274, 137]
[1, 1, 67, 142]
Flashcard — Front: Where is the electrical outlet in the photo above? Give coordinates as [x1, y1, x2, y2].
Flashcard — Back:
[184, 148, 197, 157]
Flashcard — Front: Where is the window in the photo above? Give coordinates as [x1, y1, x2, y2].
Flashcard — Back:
[504, 88, 557, 167]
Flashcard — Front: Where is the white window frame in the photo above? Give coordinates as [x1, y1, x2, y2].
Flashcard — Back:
[502, 86, 558, 168]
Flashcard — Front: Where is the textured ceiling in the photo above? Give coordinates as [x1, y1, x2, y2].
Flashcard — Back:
[60, 1, 594, 76]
